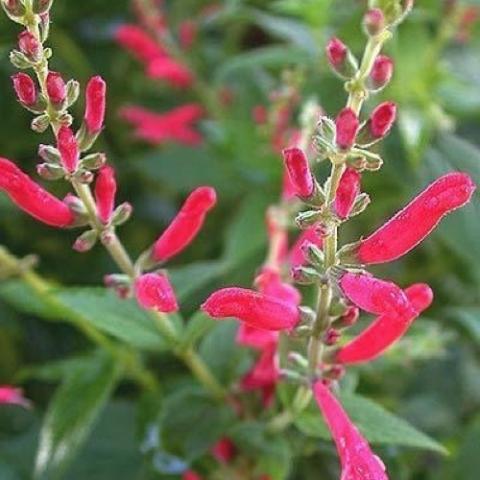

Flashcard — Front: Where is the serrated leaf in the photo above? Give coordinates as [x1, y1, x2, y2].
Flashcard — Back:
[34, 353, 121, 480]
[295, 392, 447, 454]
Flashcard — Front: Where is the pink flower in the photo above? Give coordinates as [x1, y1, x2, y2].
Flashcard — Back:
[11, 72, 37, 106]
[152, 186, 216, 262]
[363, 9, 386, 36]
[57, 125, 79, 173]
[0, 157, 74, 227]
[46, 71, 66, 104]
[357, 173, 476, 264]
[335, 108, 359, 150]
[120, 104, 203, 146]
[265, 210, 288, 267]
[313, 381, 388, 480]
[146, 56, 193, 88]
[182, 471, 202, 480]
[202, 287, 300, 331]
[115, 24, 166, 64]
[0, 385, 31, 408]
[370, 55, 394, 90]
[134, 273, 178, 313]
[211, 437, 236, 464]
[18, 30, 42, 61]
[369, 102, 397, 139]
[337, 283, 433, 364]
[326, 37, 347, 69]
[282, 147, 314, 198]
[94, 166, 116, 224]
[334, 168, 361, 219]
[84, 76, 106, 134]
[289, 225, 324, 269]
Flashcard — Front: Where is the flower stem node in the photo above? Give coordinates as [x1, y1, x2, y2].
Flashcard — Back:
[292, 266, 323, 285]
[36, 162, 63, 181]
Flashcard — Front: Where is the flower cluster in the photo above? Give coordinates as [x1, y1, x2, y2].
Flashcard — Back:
[115, 0, 204, 145]
[201, 2, 476, 478]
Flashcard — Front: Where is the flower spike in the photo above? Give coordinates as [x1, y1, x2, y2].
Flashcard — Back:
[357, 173, 476, 264]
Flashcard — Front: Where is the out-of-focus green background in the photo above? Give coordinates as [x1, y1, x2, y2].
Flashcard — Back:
[0, 0, 480, 479]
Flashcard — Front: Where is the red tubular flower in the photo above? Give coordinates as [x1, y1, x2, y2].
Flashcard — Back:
[84, 76, 106, 134]
[289, 225, 324, 269]
[202, 287, 300, 331]
[134, 273, 178, 313]
[179, 20, 197, 49]
[340, 272, 412, 316]
[370, 55, 394, 90]
[337, 283, 433, 364]
[334, 167, 361, 219]
[211, 437, 236, 464]
[313, 381, 388, 480]
[120, 104, 203, 146]
[18, 30, 42, 61]
[282, 147, 314, 198]
[369, 102, 397, 139]
[326, 37, 347, 69]
[265, 209, 288, 267]
[115, 24, 166, 64]
[57, 125, 79, 173]
[241, 345, 280, 406]
[46, 71, 66, 104]
[11, 73, 37, 106]
[0, 157, 74, 227]
[146, 56, 193, 88]
[335, 108, 359, 150]
[94, 166, 116, 224]
[152, 186, 216, 262]
[357, 173, 476, 264]
[0, 385, 31, 408]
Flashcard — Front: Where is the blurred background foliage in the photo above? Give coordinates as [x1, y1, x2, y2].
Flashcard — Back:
[0, 0, 480, 478]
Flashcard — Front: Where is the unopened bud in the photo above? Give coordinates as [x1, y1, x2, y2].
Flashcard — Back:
[76, 123, 100, 152]
[18, 31, 42, 62]
[287, 352, 309, 369]
[338, 306, 359, 328]
[349, 193, 371, 217]
[9, 50, 31, 69]
[36, 162, 64, 180]
[335, 108, 359, 150]
[302, 241, 324, 267]
[299, 306, 316, 325]
[358, 102, 397, 146]
[73, 229, 97, 253]
[112, 202, 133, 226]
[363, 8, 385, 36]
[324, 328, 341, 346]
[63, 193, 86, 215]
[326, 37, 358, 78]
[12, 72, 37, 106]
[46, 71, 66, 105]
[65, 79, 80, 108]
[295, 210, 322, 229]
[2, 0, 26, 17]
[323, 364, 346, 381]
[81, 152, 106, 170]
[74, 169, 94, 184]
[31, 114, 50, 133]
[38, 144, 61, 164]
[369, 55, 394, 91]
[292, 266, 322, 285]
[32, 0, 53, 15]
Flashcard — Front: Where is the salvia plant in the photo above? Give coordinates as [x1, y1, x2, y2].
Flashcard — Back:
[0, 0, 478, 479]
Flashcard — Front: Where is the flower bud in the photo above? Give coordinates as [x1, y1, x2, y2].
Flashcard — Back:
[211, 438, 236, 464]
[202, 287, 300, 331]
[65, 79, 80, 107]
[349, 192, 371, 217]
[135, 273, 179, 313]
[74, 169, 94, 185]
[291, 265, 322, 285]
[12, 73, 37, 106]
[363, 8, 385, 36]
[335, 108, 359, 150]
[73, 229, 98, 253]
[81, 152, 106, 170]
[326, 37, 358, 78]
[324, 327, 341, 346]
[94, 166, 117, 224]
[0, 385, 31, 408]
[1, 0, 26, 17]
[152, 186, 217, 263]
[0, 157, 75, 227]
[38, 144, 60, 164]
[334, 168, 361, 219]
[36, 162, 63, 180]
[84, 76, 106, 134]
[57, 125, 79, 173]
[111, 202, 133, 226]
[46, 71, 67, 105]
[338, 306, 359, 327]
[9, 50, 32, 69]
[282, 147, 315, 198]
[370, 55, 394, 91]
[31, 114, 50, 133]
[370, 101, 397, 139]
[357, 172, 476, 264]
[18, 31, 42, 62]
[289, 224, 324, 269]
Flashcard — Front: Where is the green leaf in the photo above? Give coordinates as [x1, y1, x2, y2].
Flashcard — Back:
[55, 288, 168, 351]
[34, 352, 121, 480]
[180, 311, 216, 349]
[295, 392, 447, 454]
[160, 385, 235, 461]
[445, 307, 480, 344]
